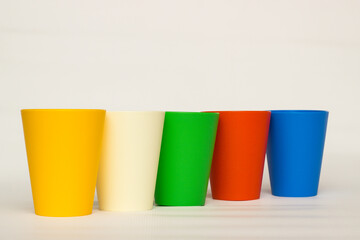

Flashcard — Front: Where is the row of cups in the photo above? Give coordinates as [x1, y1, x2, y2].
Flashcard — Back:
[21, 109, 329, 217]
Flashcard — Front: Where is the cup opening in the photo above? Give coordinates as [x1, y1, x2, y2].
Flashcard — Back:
[271, 110, 328, 114]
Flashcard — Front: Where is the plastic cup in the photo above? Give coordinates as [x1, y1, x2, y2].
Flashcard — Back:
[21, 109, 106, 217]
[97, 111, 165, 211]
[155, 112, 219, 206]
[209, 111, 271, 201]
[267, 110, 329, 197]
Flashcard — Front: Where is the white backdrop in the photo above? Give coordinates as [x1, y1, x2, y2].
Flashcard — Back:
[1, 0, 360, 239]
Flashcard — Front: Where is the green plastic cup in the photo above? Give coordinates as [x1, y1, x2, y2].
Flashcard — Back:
[155, 112, 219, 206]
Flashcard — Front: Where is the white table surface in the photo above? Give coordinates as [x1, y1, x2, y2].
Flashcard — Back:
[1, 153, 359, 240]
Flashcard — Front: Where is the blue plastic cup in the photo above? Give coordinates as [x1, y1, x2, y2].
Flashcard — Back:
[267, 110, 329, 197]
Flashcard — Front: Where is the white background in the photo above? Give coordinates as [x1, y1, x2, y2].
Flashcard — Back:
[1, 0, 359, 239]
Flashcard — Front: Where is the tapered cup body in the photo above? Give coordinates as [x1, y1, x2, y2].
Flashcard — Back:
[97, 111, 165, 211]
[267, 110, 329, 197]
[21, 109, 106, 217]
[209, 111, 271, 201]
[155, 112, 219, 206]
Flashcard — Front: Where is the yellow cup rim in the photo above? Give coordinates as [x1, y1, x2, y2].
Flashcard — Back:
[21, 109, 106, 112]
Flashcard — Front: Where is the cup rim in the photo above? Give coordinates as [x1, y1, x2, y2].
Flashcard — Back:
[106, 111, 164, 113]
[166, 111, 219, 115]
[203, 110, 271, 113]
[21, 109, 106, 112]
[270, 110, 329, 114]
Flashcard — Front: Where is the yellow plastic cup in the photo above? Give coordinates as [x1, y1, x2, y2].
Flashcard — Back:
[21, 109, 106, 217]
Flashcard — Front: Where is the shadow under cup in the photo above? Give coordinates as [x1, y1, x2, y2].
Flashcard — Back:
[267, 110, 329, 197]
[21, 109, 105, 217]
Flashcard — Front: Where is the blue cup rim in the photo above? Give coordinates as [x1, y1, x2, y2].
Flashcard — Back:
[270, 110, 329, 114]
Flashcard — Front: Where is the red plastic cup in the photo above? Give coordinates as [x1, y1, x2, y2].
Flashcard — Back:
[209, 111, 271, 201]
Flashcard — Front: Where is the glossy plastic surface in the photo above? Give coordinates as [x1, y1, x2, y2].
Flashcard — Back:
[155, 112, 219, 206]
[209, 111, 271, 200]
[21, 109, 105, 216]
[267, 110, 329, 197]
[97, 111, 165, 211]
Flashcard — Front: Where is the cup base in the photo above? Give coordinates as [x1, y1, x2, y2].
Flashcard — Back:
[156, 205, 205, 207]
[271, 192, 318, 198]
[155, 202, 205, 207]
[34, 210, 93, 217]
[212, 196, 260, 201]
[99, 207, 154, 212]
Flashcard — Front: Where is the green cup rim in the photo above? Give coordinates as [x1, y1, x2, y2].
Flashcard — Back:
[165, 111, 219, 115]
